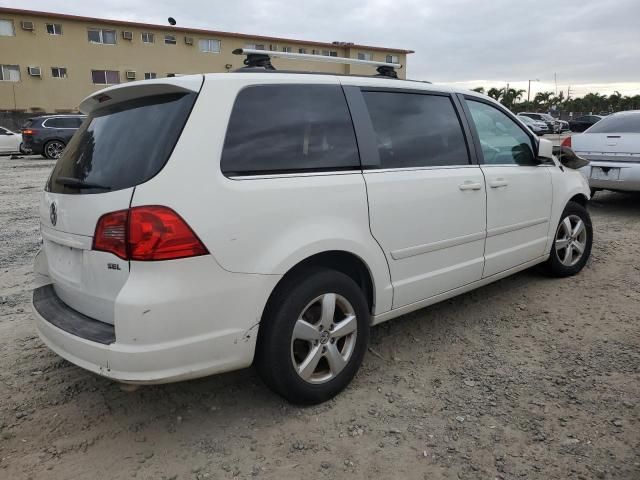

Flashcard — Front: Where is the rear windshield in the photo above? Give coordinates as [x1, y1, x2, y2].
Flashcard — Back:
[587, 114, 640, 134]
[47, 93, 197, 194]
[22, 119, 33, 128]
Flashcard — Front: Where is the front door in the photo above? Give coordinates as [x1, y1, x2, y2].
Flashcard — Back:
[357, 89, 487, 308]
[464, 97, 553, 277]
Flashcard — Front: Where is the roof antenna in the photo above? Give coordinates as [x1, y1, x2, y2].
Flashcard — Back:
[168, 17, 176, 26]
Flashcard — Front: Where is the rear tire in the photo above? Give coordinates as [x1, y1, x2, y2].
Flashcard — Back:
[43, 140, 65, 160]
[541, 201, 592, 277]
[256, 267, 370, 405]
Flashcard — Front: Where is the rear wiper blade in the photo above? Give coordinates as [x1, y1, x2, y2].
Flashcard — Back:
[55, 176, 111, 190]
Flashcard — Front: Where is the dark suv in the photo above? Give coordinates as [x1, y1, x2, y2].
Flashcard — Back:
[21, 115, 85, 159]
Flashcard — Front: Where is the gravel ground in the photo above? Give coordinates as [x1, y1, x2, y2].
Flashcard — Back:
[0, 153, 638, 480]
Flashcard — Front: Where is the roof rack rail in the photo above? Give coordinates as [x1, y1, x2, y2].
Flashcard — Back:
[232, 48, 401, 78]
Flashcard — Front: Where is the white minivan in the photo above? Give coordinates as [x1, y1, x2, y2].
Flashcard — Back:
[32, 55, 592, 404]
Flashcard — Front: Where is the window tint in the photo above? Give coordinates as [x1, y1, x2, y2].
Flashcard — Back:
[587, 113, 640, 134]
[221, 85, 360, 176]
[45, 118, 63, 128]
[467, 100, 536, 166]
[362, 91, 469, 168]
[47, 93, 196, 194]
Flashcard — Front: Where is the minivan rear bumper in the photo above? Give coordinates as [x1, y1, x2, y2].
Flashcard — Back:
[32, 256, 281, 384]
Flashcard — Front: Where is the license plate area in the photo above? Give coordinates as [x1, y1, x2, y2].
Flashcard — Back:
[591, 166, 620, 181]
[44, 239, 83, 284]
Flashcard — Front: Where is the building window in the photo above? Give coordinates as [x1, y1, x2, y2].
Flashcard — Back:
[312, 49, 320, 55]
[321, 50, 330, 56]
[357, 52, 372, 61]
[46, 23, 63, 35]
[282, 47, 292, 53]
[386, 55, 399, 64]
[88, 28, 116, 44]
[298, 48, 306, 54]
[141, 32, 154, 43]
[199, 39, 221, 53]
[0, 64, 20, 81]
[51, 67, 67, 78]
[245, 43, 265, 50]
[164, 34, 176, 45]
[91, 69, 120, 84]
[0, 19, 15, 36]
[144, 72, 157, 80]
[329, 51, 338, 57]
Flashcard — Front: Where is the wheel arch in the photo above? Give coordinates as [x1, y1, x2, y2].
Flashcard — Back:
[569, 193, 588, 207]
[263, 250, 376, 318]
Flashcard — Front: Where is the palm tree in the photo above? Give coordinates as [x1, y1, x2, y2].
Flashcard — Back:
[471, 87, 485, 94]
[487, 87, 503, 101]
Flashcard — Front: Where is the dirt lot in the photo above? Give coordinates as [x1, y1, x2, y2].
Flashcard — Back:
[0, 154, 638, 480]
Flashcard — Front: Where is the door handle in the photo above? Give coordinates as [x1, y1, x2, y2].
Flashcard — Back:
[458, 181, 482, 191]
[489, 178, 509, 188]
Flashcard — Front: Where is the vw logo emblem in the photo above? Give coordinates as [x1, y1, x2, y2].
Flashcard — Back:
[49, 202, 57, 226]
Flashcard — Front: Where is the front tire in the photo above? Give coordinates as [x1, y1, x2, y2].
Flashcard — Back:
[256, 268, 370, 404]
[541, 201, 592, 277]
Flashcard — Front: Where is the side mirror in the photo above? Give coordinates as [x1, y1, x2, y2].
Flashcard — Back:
[537, 137, 554, 163]
[552, 145, 590, 169]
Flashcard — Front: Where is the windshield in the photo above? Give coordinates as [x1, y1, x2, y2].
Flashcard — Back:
[47, 93, 197, 194]
[541, 114, 555, 121]
[588, 113, 640, 134]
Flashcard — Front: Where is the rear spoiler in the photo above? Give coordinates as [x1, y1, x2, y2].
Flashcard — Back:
[79, 75, 204, 115]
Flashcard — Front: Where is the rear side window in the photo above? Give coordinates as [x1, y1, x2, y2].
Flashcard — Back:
[47, 93, 197, 194]
[221, 85, 359, 176]
[45, 117, 80, 128]
[362, 91, 469, 169]
[588, 114, 640, 133]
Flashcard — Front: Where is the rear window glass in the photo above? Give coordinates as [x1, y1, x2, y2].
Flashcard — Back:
[47, 93, 196, 194]
[221, 84, 360, 176]
[362, 91, 469, 168]
[22, 119, 33, 128]
[587, 114, 640, 133]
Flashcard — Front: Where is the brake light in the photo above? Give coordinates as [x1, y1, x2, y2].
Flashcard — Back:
[93, 209, 128, 259]
[93, 206, 208, 261]
[561, 136, 571, 148]
[22, 129, 36, 135]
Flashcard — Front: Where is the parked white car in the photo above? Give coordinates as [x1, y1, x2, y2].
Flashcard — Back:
[32, 66, 592, 404]
[0, 126, 26, 154]
[566, 110, 640, 194]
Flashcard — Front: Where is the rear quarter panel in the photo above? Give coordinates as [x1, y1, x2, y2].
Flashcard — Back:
[130, 74, 394, 314]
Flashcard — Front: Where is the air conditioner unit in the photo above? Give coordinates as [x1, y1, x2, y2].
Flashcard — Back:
[125, 70, 136, 80]
[122, 31, 133, 40]
[28, 66, 41, 77]
[184, 36, 194, 45]
[21, 21, 34, 31]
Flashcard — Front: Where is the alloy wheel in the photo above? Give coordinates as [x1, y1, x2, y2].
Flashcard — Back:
[46, 141, 65, 159]
[555, 214, 587, 267]
[290, 293, 358, 384]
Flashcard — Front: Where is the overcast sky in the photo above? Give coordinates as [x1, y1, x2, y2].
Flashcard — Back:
[7, 0, 640, 97]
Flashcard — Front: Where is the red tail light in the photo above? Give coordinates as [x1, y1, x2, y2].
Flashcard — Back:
[93, 209, 128, 259]
[22, 129, 36, 135]
[93, 206, 208, 261]
[561, 136, 571, 148]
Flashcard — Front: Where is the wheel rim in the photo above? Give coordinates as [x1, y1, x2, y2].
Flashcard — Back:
[46, 141, 64, 159]
[290, 293, 358, 384]
[555, 214, 587, 267]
